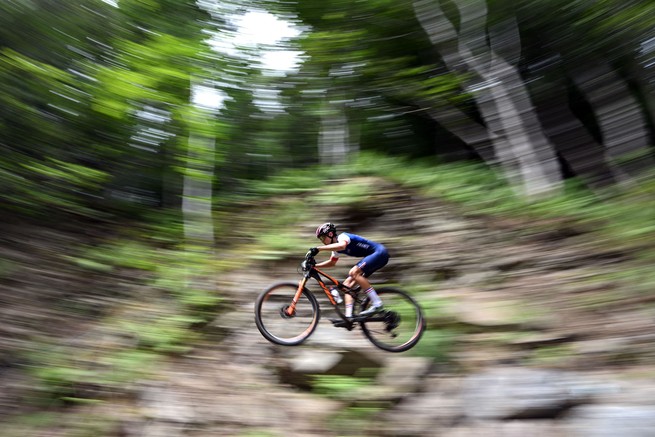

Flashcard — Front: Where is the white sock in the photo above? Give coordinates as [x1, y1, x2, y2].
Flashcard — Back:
[365, 287, 383, 307]
[345, 303, 353, 318]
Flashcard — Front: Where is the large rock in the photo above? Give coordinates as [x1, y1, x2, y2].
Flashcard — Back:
[139, 382, 196, 424]
[461, 367, 586, 420]
[382, 376, 465, 435]
[348, 356, 433, 404]
[442, 420, 563, 437]
[564, 405, 655, 437]
[444, 291, 555, 330]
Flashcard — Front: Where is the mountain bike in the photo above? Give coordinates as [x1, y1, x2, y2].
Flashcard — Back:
[254, 250, 426, 352]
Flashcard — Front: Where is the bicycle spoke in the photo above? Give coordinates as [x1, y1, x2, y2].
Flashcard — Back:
[255, 283, 319, 346]
[360, 288, 425, 352]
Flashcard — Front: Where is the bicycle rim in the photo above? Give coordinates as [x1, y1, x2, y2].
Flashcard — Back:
[255, 282, 320, 346]
[360, 287, 425, 352]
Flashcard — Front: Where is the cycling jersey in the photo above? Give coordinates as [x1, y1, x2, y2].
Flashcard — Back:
[331, 233, 389, 277]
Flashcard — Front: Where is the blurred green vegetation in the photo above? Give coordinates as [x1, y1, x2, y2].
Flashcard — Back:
[327, 405, 386, 436]
[247, 152, 655, 256]
[312, 368, 378, 399]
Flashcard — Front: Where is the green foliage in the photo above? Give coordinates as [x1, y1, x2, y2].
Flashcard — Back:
[225, 196, 317, 259]
[176, 287, 223, 310]
[151, 250, 224, 313]
[140, 209, 186, 244]
[243, 167, 331, 197]
[0, 47, 110, 216]
[242, 152, 655, 264]
[27, 342, 159, 401]
[418, 295, 453, 321]
[3, 411, 116, 437]
[121, 316, 199, 353]
[69, 240, 159, 272]
[313, 178, 379, 206]
[0, 0, 213, 220]
[327, 405, 385, 436]
[348, 153, 655, 256]
[93, 34, 201, 119]
[366, 156, 514, 207]
[409, 329, 457, 361]
[252, 231, 308, 260]
[571, 264, 655, 309]
[6, 412, 58, 429]
[528, 344, 576, 366]
[311, 369, 377, 399]
[26, 229, 223, 405]
[383, 64, 468, 104]
[24, 159, 110, 191]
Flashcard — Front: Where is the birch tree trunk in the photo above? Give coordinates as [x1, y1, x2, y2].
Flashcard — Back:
[318, 96, 350, 165]
[413, 0, 562, 197]
[182, 110, 215, 254]
[182, 134, 215, 252]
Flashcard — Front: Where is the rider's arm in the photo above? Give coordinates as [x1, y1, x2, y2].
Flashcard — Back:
[317, 240, 347, 253]
[315, 257, 338, 268]
[315, 243, 345, 268]
[314, 235, 347, 268]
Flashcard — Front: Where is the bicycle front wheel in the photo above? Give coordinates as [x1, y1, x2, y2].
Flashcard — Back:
[360, 287, 425, 353]
[254, 282, 320, 346]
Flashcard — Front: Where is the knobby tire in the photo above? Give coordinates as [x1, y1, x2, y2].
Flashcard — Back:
[360, 287, 425, 352]
[254, 282, 320, 346]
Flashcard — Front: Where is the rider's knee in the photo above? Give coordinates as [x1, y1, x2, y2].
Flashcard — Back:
[349, 266, 363, 278]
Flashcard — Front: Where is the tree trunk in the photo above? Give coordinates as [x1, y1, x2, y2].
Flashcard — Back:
[534, 72, 616, 188]
[420, 99, 497, 162]
[572, 61, 655, 181]
[182, 129, 215, 252]
[413, 0, 562, 197]
[318, 96, 350, 165]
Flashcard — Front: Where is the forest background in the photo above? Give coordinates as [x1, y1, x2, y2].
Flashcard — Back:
[1, 0, 655, 435]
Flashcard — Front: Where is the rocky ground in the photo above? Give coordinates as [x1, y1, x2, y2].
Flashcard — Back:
[1, 183, 655, 436]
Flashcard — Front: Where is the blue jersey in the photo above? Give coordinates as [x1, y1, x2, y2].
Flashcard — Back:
[332, 233, 384, 258]
[331, 232, 389, 277]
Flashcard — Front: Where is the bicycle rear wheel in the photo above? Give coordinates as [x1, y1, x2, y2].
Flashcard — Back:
[360, 287, 425, 352]
[254, 282, 320, 346]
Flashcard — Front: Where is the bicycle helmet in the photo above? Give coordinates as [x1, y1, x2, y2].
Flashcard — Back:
[315, 222, 337, 239]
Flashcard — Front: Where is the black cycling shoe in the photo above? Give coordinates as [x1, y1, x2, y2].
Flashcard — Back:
[329, 317, 353, 328]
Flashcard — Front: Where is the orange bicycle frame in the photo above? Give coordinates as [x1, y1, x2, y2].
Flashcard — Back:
[314, 267, 341, 303]
[286, 265, 342, 316]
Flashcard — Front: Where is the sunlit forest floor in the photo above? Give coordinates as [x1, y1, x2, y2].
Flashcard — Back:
[2, 165, 655, 435]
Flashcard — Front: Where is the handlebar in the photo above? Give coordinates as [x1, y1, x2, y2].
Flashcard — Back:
[301, 251, 316, 272]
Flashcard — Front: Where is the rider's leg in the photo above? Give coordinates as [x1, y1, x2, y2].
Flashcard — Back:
[343, 276, 356, 317]
[343, 275, 378, 317]
[349, 265, 384, 316]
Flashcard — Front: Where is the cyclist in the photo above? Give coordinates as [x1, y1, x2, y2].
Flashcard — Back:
[310, 222, 388, 319]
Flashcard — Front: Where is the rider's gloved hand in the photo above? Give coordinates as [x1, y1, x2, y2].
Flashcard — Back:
[308, 247, 320, 256]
